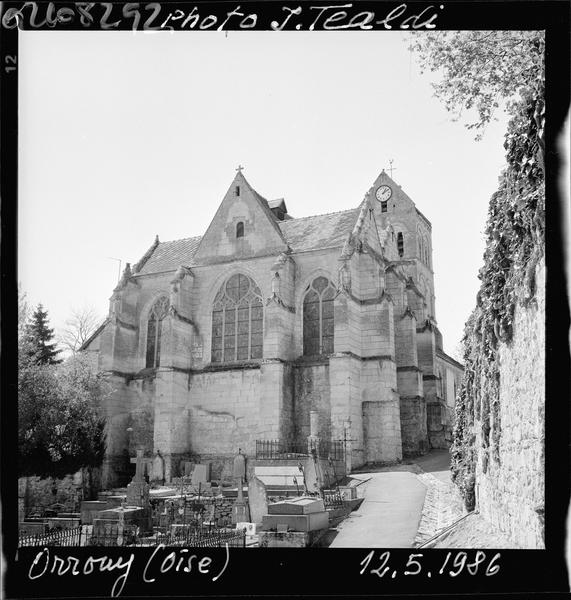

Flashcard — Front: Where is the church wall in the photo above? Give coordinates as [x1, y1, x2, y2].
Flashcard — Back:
[360, 358, 402, 463]
[359, 300, 395, 358]
[152, 370, 192, 481]
[329, 354, 363, 468]
[400, 396, 428, 456]
[293, 362, 332, 442]
[186, 367, 262, 457]
[101, 374, 155, 487]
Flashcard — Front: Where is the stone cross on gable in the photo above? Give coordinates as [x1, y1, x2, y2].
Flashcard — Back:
[236, 164, 244, 173]
[130, 449, 153, 483]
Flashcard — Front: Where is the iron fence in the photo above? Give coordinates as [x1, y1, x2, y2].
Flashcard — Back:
[19, 526, 84, 547]
[322, 489, 344, 509]
[19, 523, 246, 548]
[256, 439, 345, 461]
[89, 525, 246, 548]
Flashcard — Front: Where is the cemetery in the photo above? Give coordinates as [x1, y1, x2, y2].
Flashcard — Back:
[18, 412, 364, 549]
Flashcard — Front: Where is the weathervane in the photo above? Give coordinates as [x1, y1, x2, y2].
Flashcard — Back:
[388, 159, 397, 178]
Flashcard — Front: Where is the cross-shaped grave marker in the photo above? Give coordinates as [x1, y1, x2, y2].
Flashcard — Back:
[130, 449, 153, 483]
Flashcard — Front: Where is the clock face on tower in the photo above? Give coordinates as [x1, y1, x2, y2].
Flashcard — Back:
[376, 185, 392, 202]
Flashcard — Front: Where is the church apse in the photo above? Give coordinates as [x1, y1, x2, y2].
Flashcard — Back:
[85, 168, 462, 484]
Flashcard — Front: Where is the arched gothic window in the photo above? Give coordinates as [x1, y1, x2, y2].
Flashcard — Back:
[146, 296, 169, 368]
[211, 273, 263, 363]
[236, 221, 244, 238]
[303, 276, 336, 356]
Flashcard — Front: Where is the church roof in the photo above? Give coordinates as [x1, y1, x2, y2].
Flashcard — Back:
[278, 208, 360, 252]
[137, 235, 202, 274]
[133, 208, 360, 275]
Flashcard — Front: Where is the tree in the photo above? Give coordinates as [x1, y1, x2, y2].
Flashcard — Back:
[18, 296, 109, 480]
[410, 31, 545, 508]
[26, 304, 62, 365]
[18, 350, 109, 478]
[409, 31, 545, 161]
[59, 306, 101, 354]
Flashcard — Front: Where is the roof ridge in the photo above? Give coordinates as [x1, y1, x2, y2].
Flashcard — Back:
[159, 234, 202, 245]
[279, 207, 358, 223]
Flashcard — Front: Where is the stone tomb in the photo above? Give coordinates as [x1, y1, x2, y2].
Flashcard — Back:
[46, 517, 81, 530]
[262, 497, 328, 533]
[254, 466, 305, 494]
[91, 506, 152, 544]
[19, 521, 49, 536]
[267, 497, 325, 515]
[97, 493, 125, 506]
[80, 501, 108, 524]
[338, 485, 358, 501]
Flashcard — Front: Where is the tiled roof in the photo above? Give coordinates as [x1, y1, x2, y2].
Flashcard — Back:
[135, 209, 358, 274]
[278, 209, 359, 252]
[137, 236, 202, 274]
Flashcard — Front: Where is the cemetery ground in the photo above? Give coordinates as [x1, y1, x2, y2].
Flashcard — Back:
[18, 449, 515, 549]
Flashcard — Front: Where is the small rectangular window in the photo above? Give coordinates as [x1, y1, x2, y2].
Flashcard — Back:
[381, 201, 387, 213]
[397, 232, 404, 258]
[235, 185, 240, 196]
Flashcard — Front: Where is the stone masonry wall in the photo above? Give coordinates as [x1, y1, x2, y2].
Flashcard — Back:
[293, 363, 331, 441]
[475, 260, 545, 548]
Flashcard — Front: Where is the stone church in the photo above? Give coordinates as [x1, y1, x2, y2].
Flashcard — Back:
[84, 168, 463, 486]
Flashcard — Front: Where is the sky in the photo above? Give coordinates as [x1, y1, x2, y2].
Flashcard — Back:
[18, 31, 511, 358]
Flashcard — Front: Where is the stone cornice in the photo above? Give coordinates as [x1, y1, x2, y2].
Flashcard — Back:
[397, 365, 422, 373]
[341, 290, 393, 306]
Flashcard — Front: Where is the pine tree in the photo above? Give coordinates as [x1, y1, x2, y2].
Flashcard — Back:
[26, 304, 62, 365]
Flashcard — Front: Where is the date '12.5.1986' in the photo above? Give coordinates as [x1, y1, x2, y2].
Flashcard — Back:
[360, 550, 501, 579]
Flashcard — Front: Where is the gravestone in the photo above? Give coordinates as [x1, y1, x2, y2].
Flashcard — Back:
[232, 450, 246, 485]
[191, 463, 211, 486]
[232, 449, 249, 524]
[126, 450, 151, 508]
[181, 461, 194, 477]
[130, 449, 153, 482]
[303, 457, 321, 494]
[248, 476, 268, 525]
[151, 451, 165, 485]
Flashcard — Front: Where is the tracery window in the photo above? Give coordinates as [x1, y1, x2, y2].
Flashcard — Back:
[303, 276, 336, 356]
[211, 273, 263, 363]
[146, 296, 169, 368]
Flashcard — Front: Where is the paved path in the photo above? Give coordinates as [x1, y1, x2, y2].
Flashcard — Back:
[330, 450, 453, 548]
[330, 470, 427, 548]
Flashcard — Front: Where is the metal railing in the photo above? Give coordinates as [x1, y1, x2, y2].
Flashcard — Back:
[322, 489, 344, 509]
[256, 439, 345, 461]
[19, 523, 246, 549]
[89, 525, 246, 548]
[19, 526, 84, 547]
